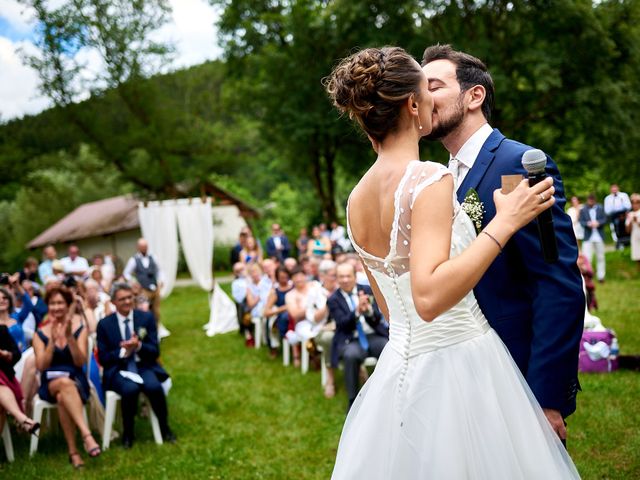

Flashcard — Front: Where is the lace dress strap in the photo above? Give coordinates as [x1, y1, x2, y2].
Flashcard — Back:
[393, 162, 453, 261]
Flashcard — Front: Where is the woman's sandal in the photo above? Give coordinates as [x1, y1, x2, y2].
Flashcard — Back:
[21, 418, 40, 437]
[69, 452, 85, 469]
[82, 433, 102, 458]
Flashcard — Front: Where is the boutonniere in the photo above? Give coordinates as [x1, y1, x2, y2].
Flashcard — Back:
[137, 327, 148, 340]
[461, 188, 485, 234]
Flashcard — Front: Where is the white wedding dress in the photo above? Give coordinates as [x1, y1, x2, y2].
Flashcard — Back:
[332, 161, 580, 479]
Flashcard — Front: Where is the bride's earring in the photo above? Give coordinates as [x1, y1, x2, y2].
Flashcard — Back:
[413, 102, 423, 130]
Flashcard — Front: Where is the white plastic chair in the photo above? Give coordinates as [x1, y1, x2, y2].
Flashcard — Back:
[30, 336, 93, 456]
[101, 390, 162, 450]
[1, 348, 34, 462]
[321, 354, 377, 386]
[282, 338, 291, 366]
[251, 316, 267, 349]
[1, 422, 14, 462]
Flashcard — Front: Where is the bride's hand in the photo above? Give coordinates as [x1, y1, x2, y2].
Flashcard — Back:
[493, 177, 555, 234]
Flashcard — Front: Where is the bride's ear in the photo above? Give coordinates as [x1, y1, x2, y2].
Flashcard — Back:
[406, 94, 419, 118]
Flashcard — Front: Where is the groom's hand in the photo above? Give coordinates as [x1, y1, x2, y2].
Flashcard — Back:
[543, 408, 566, 440]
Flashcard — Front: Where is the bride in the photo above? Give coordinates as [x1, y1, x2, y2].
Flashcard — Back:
[325, 47, 580, 479]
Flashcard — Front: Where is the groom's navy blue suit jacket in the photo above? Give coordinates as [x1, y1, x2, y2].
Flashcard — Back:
[458, 129, 584, 417]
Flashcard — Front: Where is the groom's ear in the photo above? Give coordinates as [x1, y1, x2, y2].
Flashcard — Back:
[466, 85, 486, 113]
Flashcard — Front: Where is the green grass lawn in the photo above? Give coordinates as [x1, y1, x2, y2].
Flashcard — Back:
[1, 251, 639, 479]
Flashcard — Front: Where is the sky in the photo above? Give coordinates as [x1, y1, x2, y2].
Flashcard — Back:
[0, 0, 223, 121]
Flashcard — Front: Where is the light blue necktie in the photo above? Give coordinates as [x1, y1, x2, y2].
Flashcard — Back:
[123, 318, 139, 374]
[347, 292, 370, 352]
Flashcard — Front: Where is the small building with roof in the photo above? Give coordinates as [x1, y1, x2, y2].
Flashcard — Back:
[28, 188, 259, 267]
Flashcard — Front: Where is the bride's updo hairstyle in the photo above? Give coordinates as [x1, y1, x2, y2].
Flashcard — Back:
[325, 47, 423, 142]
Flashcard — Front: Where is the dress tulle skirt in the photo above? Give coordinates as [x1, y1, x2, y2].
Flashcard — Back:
[332, 330, 580, 479]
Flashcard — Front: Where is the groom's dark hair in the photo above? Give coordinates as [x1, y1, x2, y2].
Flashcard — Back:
[422, 44, 495, 121]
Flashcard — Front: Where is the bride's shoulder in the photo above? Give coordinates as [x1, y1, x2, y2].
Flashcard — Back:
[409, 161, 451, 187]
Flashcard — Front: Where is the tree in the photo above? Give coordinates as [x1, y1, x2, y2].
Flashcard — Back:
[18, 0, 250, 196]
[214, 0, 640, 218]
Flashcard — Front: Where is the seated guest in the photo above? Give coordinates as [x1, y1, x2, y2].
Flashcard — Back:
[33, 285, 100, 468]
[266, 223, 291, 261]
[245, 264, 272, 346]
[284, 267, 314, 367]
[230, 227, 251, 265]
[262, 258, 278, 283]
[38, 245, 58, 285]
[328, 263, 388, 411]
[19, 257, 39, 284]
[84, 279, 113, 329]
[304, 260, 338, 397]
[307, 226, 332, 259]
[240, 236, 263, 266]
[231, 263, 253, 346]
[60, 245, 90, 281]
[0, 274, 33, 351]
[0, 326, 39, 437]
[97, 283, 175, 448]
[296, 228, 309, 258]
[90, 254, 113, 292]
[263, 266, 293, 357]
[283, 257, 298, 273]
[22, 280, 48, 328]
[329, 222, 348, 254]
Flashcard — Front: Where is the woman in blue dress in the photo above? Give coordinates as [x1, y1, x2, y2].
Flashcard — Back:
[33, 285, 101, 468]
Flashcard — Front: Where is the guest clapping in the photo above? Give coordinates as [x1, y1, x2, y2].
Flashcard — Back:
[328, 263, 388, 411]
[263, 266, 293, 357]
[33, 286, 100, 468]
[97, 283, 175, 449]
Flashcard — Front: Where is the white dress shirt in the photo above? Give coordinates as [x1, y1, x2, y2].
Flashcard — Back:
[604, 192, 631, 215]
[449, 123, 494, 187]
[60, 256, 90, 276]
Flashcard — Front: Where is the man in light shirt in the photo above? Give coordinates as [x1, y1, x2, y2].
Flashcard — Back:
[60, 244, 89, 280]
[38, 244, 58, 284]
[604, 183, 632, 250]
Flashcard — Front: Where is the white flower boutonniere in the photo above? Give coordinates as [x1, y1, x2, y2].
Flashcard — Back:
[461, 188, 485, 234]
[137, 327, 148, 341]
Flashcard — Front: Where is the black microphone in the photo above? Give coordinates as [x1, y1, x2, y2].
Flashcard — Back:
[522, 149, 559, 263]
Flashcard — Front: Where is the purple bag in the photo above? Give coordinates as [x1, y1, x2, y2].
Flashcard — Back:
[579, 330, 619, 373]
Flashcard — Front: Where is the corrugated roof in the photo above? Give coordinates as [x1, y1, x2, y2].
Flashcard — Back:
[28, 196, 139, 248]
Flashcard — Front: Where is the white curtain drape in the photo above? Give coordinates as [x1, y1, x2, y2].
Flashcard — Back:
[175, 198, 214, 291]
[138, 201, 178, 298]
[206, 283, 239, 336]
[138, 198, 238, 337]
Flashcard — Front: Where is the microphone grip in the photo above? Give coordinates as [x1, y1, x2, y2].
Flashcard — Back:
[527, 172, 559, 263]
[537, 209, 559, 263]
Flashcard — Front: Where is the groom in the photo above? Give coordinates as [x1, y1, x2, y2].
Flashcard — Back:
[421, 45, 584, 442]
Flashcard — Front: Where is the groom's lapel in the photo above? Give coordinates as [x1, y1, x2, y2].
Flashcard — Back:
[456, 128, 505, 203]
